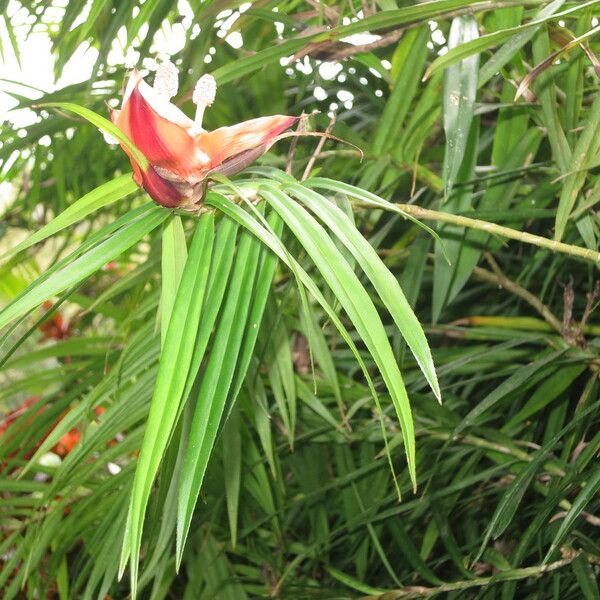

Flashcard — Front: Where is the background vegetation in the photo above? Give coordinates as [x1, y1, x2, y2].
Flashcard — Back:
[1, 0, 599, 598]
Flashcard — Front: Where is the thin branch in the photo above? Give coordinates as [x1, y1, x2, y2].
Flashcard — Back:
[580, 280, 600, 330]
[391, 203, 600, 265]
[361, 551, 600, 599]
[472, 262, 563, 334]
[302, 112, 336, 180]
[293, 29, 403, 61]
[424, 430, 565, 478]
[561, 275, 580, 344]
[285, 116, 307, 175]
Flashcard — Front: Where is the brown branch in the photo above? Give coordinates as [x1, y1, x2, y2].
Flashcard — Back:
[292, 29, 402, 61]
[580, 280, 600, 330]
[285, 116, 307, 175]
[304, 0, 339, 24]
[302, 112, 336, 180]
[472, 260, 563, 334]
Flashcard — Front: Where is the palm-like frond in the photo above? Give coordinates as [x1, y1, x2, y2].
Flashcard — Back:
[1, 1, 599, 598]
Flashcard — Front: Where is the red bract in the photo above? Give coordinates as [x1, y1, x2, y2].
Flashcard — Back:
[53, 429, 81, 456]
[0, 396, 45, 468]
[109, 66, 298, 208]
[40, 300, 71, 340]
[0, 399, 111, 464]
[0, 396, 42, 439]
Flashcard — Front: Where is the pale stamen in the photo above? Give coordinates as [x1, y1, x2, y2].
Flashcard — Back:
[192, 74, 217, 132]
[153, 60, 179, 99]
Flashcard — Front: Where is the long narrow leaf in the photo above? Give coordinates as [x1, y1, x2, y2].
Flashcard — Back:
[176, 228, 261, 564]
[0, 206, 167, 330]
[285, 182, 440, 401]
[0, 175, 138, 263]
[260, 186, 417, 488]
[121, 213, 214, 595]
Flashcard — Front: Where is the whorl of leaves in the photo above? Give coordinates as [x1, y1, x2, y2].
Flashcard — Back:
[0, 1, 599, 598]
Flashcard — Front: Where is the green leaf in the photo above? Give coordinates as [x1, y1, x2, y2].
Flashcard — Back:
[433, 117, 479, 321]
[503, 364, 585, 431]
[442, 16, 479, 197]
[571, 555, 600, 600]
[176, 228, 262, 564]
[303, 176, 444, 251]
[229, 210, 283, 402]
[160, 215, 187, 345]
[531, 29, 571, 173]
[212, 38, 308, 84]
[0, 176, 137, 264]
[121, 213, 215, 595]
[371, 26, 429, 155]
[260, 185, 417, 488]
[426, 0, 594, 79]
[286, 182, 439, 401]
[0, 205, 167, 331]
[433, 125, 543, 313]
[452, 350, 565, 439]
[222, 405, 241, 549]
[205, 192, 397, 485]
[211, 0, 499, 86]
[325, 565, 385, 596]
[39, 102, 149, 169]
[178, 217, 239, 413]
[555, 92, 600, 241]
[474, 402, 598, 565]
[543, 468, 600, 564]
[334, 0, 508, 37]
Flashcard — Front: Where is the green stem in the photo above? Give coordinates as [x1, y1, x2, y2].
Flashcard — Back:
[395, 204, 600, 265]
[450, 316, 600, 336]
[425, 431, 565, 478]
[363, 551, 600, 599]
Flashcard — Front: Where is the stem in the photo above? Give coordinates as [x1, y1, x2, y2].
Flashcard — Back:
[472, 262, 563, 334]
[425, 431, 565, 478]
[362, 551, 600, 599]
[302, 113, 336, 181]
[394, 203, 600, 265]
[450, 316, 600, 336]
[194, 103, 206, 129]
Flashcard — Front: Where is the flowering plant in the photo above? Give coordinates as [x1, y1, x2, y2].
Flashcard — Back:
[108, 62, 298, 208]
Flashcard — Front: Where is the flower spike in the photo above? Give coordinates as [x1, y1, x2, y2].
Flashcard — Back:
[192, 74, 217, 132]
[153, 60, 178, 99]
[107, 68, 299, 209]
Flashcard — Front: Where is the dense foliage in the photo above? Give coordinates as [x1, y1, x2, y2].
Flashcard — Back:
[1, 0, 599, 598]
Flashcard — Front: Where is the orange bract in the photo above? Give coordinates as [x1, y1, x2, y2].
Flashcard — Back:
[109, 69, 298, 208]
